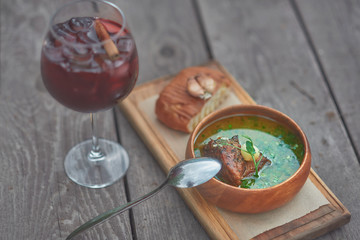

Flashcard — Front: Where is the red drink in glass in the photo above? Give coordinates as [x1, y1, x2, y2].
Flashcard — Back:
[41, 0, 137, 190]
[41, 17, 138, 113]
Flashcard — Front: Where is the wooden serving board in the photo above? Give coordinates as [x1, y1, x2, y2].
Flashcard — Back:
[118, 60, 350, 240]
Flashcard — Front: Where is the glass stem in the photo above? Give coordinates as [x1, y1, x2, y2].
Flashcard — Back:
[88, 113, 105, 161]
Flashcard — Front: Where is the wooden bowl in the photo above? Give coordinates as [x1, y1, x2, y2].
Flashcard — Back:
[185, 104, 311, 213]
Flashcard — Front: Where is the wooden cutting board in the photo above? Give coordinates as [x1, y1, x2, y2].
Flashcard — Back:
[118, 60, 350, 240]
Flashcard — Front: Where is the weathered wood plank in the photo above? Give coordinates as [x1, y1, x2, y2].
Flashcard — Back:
[197, 0, 359, 239]
[114, 0, 210, 239]
[293, 1, 360, 239]
[295, 0, 360, 160]
[0, 0, 132, 239]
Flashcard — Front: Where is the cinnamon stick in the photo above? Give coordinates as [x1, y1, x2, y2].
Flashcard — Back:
[94, 19, 120, 60]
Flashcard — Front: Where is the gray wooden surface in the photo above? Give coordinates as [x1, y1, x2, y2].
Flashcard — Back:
[0, 0, 359, 239]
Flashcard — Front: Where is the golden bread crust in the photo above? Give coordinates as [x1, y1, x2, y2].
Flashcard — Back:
[155, 67, 230, 132]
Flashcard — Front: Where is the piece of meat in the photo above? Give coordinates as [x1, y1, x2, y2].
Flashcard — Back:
[202, 135, 270, 187]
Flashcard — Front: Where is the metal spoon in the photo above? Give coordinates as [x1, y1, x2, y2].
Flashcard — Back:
[66, 157, 221, 239]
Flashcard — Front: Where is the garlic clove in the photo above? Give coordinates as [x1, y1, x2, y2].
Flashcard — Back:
[196, 74, 216, 93]
[187, 77, 205, 98]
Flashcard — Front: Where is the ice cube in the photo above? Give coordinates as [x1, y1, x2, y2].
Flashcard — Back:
[73, 46, 90, 55]
[103, 58, 114, 69]
[92, 44, 106, 55]
[43, 39, 65, 63]
[86, 27, 100, 43]
[113, 56, 126, 67]
[76, 32, 93, 44]
[63, 45, 94, 66]
[116, 37, 134, 53]
[63, 21, 76, 33]
[62, 46, 74, 59]
[69, 17, 93, 32]
[64, 33, 76, 42]
[53, 24, 76, 42]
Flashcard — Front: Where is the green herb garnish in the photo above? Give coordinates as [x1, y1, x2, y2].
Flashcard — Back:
[242, 135, 263, 178]
[240, 178, 256, 188]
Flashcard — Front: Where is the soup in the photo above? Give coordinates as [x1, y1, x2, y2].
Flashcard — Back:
[194, 115, 304, 189]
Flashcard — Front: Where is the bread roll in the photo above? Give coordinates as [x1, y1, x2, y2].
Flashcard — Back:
[155, 66, 230, 133]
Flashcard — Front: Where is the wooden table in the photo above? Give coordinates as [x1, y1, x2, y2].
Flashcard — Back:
[1, 0, 359, 239]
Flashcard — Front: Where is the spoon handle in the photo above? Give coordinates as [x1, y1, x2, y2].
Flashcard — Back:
[66, 180, 169, 240]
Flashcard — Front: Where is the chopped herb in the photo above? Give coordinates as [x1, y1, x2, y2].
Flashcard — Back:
[242, 135, 263, 177]
[240, 178, 256, 188]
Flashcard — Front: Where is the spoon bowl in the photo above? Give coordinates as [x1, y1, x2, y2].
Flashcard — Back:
[66, 157, 221, 239]
[168, 157, 222, 188]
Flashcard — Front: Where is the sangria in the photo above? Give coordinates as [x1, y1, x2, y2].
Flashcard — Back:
[41, 0, 138, 188]
[41, 17, 138, 112]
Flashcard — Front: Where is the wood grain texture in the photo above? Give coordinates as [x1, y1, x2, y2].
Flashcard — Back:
[113, 0, 210, 239]
[291, 3, 360, 238]
[0, 0, 132, 239]
[295, 0, 360, 159]
[197, 0, 359, 239]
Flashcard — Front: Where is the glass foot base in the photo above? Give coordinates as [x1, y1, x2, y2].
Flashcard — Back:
[64, 139, 129, 188]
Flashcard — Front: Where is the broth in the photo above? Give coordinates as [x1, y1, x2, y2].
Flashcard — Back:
[194, 115, 304, 189]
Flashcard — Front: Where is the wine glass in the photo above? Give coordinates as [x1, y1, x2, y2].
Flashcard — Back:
[41, 0, 139, 188]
